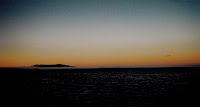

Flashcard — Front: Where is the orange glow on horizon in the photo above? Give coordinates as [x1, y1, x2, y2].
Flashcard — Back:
[1, 52, 200, 67]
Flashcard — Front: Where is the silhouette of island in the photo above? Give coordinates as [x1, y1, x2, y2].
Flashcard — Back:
[31, 64, 74, 67]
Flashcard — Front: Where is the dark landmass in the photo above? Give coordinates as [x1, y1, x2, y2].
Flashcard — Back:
[1, 67, 200, 107]
[31, 64, 74, 67]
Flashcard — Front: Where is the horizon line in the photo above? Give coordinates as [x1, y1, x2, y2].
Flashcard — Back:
[1, 64, 200, 68]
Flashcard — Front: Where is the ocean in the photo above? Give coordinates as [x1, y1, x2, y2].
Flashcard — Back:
[1, 67, 200, 107]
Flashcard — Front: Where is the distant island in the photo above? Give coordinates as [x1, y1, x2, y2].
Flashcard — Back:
[31, 64, 74, 67]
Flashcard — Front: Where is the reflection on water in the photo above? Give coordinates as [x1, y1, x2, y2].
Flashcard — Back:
[28, 69, 194, 105]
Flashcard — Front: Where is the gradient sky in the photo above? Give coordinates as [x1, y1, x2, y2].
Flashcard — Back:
[0, 0, 200, 67]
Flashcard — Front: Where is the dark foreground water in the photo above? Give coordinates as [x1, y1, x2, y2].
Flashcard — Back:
[1, 67, 200, 107]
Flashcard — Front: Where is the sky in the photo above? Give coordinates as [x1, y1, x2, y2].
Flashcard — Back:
[0, 0, 200, 67]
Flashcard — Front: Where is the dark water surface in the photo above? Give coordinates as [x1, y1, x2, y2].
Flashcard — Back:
[1, 67, 200, 107]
